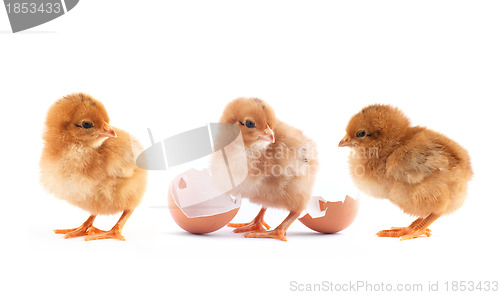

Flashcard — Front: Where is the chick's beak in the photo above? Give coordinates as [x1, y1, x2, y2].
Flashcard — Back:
[259, 124, 275, 143]
[99, 122, 117, 138]
[338, 134, 353, 147]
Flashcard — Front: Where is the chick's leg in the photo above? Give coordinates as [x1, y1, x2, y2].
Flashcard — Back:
[377, 213, 440, 240]
[244, 211, 300, 242]
[376, 217, 431, 238]
[227, 207, 271, 233]
[85, 210, 133, 241]
[400, 213, 441, 241]
[54, 215, 97, 239]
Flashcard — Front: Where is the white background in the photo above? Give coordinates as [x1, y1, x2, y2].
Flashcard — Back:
[1, 1, 499, 294]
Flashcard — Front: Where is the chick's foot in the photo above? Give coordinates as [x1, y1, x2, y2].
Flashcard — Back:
[85, 209, 133, 241]
[244, 229, 287, 241]
[377, 217, 431, 238]
[54, 215, 96, 239]
[86, 226, 108, 235]
[242, 211, 300, 242]
[85, 228, 125, 241]
[399, 228, 433, 241]
[227, 207, 271, 233]
[377, 227, 431, 238]
[377, 213, 441, 241]
[227, 220, 271, 233]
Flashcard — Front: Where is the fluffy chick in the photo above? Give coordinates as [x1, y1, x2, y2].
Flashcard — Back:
[219, 97, 318, 241]
[339, 104, 472, 240]
[40, 93, 147, 241]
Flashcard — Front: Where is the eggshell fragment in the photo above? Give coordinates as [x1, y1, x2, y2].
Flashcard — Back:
[299, 195, 359, 234]
[168, 187, 239, 234]
[168, 168, 241, 234]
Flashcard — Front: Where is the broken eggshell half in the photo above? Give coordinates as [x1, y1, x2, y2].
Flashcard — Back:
[168, 168, 241, 234]
[299, 195, 359, 234]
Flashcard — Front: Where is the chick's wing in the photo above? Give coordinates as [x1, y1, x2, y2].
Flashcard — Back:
[101, 129, 143, 179]
[386, 131, 450, 184]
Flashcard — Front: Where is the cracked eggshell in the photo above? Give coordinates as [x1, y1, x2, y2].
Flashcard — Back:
[168, 169, 240, 234]
[168, 189, 239, 234]
[299, 195, 359, 234]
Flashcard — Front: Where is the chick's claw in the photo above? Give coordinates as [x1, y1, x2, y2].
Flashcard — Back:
[376, 228, 408, 238]
[400, 228, 433, 241]
[227, 207, 270, 233]
[390, 226, 432, 235]
[85, 209, 132, 241]
[85, 228, 126, 241]
[377, 227, 432, 238]
[54, 215, 97, 239]
[86, 226, 107, 235]
[244, 229, 287, 242]
[227, 220, 271, 233]
[54, 227, 89, 239]
[53, 228, 76, 235]
[54, 225, 108, 239]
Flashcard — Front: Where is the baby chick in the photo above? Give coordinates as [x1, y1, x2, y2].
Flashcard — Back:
[40, 93, 147, 241]
[219, 98, 318, 241]
[339, 104, 472, 240]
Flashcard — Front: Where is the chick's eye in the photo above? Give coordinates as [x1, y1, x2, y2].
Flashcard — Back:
[356, 130, 366, 138]
[245, 120, 256, 128]
[81, 121, 94, 129]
